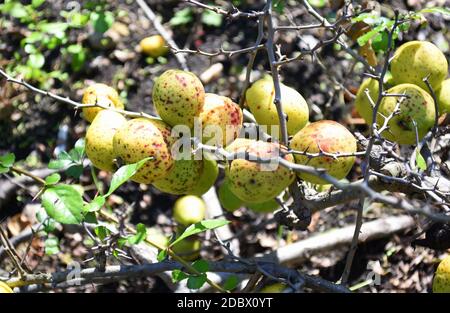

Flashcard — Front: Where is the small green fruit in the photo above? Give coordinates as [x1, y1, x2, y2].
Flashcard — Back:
[172, 238, 201, 261]
[247, 199, 279, 213]
[85, 110, 127, 172]
[225, 139, 295, 203]
[291, 120, 357, 185]
[82, 83, 124, 123]
[436, 79, 450, 115]
[153, 159, 203, 195]
[354, 78, 379, 124]
[391, 41, 448, 90]
[173, 195, 206, 226]
[378, 84, 435, 145]
[139, 35, 168, 58]
[113, 118, 174, 184]
[432, 255, 450, 293]
[152, 69, 205, 128]
[218, 178, 244, 212]
[189, 157, 219, 196]
[245, 76, 309, 138]
[200, 93, 243, 147]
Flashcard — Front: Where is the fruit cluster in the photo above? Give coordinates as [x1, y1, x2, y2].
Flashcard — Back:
[82, 68, 358, 212]
[83, 69, 242, 197]
[355, 41, 450, 145]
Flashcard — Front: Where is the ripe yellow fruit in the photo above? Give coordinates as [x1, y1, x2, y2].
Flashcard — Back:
[152, 69, 205, 129]
[432, 255, 450, 293]
[113, 118, 174, 184]
[245, 76, 309, 138]
[199, 93, 243, 147]
[190, 157, 219, 196]
[173, 195, 206, 226]
[378, 84, 435, 145]
[0, 281, 13, 293]
[291, 120, 357, 185]
[354, 78, 379, 124]
[391, 41, 448, 90]
[172, 238, 201, 261]
[436, 79, 450, 115]
[153, 159, 203, 195]
[225, 139, 295, 203]
[139, 35, 169, 58]
[81, 83, 124, 123]
[85, 110, 127, 172]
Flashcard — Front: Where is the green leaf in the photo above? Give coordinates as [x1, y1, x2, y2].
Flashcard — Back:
[416, 150, 427, 171]
[73, 138, 86, 159]
[44, 237, 60, 255]
[84, 212, 98, 224]
[24, 44, 37, 54]
[273, 0, 285, 14]
[9, 3, 28, 19]
[187, 273, 207, 289]
[28, 53, 45, 69]
[351, 13, 380, 24]
[67, 44, 83, 54]
[91, 11, 114, 33]
[110, 249, 119, 259]
[192, 259, 209, 273]
[32, 0, 46, 8]
[23, 32, 44, 44]
[223, 275, 239, 291]
[45, 173, 61, 185]
[357, 21, 392, 47]
[38, 22, 69, 34]
[201, 10, 222, 27]
[71, 48, 86, 72]
[419, 7, 450, 16]
[127, 223, 147, 245]
[371, 31, 389, 52]
[67, 12, 90, 28]
[83, 196, 105, 213]
[66, 164, 84, 179]
[0, 153, 15, 168]
[172, 269, 189, 283]
[170, 219, 229, 247]
[170, 8, 193, 26]
[94, 226, 110, 241]
[105, 157, 151, 197]
[72, 138, 86, 161]
[157, 249, 168, 262]
[41, 185, 84, 225]
[117, 237, 128, 248]
[36, 210, 58, 233]
[117, 223, 148, 248]
[48, 151, 73, 169]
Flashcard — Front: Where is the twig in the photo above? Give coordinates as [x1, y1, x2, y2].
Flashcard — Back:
[0, 68, 155, 119]
[136, 0, 189, 71]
